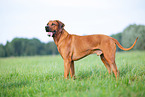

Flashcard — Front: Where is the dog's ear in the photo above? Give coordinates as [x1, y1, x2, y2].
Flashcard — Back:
[56, 20, 65, 29]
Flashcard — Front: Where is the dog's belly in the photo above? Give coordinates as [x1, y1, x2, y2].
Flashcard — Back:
[72, 49, 102, 61]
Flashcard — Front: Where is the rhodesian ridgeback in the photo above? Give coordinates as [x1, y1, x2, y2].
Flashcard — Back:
[45, 20, 138, 79]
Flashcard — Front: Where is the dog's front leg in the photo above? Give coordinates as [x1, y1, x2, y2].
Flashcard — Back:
[70, 61, 76, 79]
[64, 60, 71, 79]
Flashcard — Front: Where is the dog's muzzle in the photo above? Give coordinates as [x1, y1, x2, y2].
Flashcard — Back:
[45, 26, 56, 37]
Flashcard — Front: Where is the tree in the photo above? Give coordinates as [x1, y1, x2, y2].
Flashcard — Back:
[0, 44, 5, 57]
[11, 38, 26, 56]
[122, 24, 145, 50]
[25, 38, 41, 56]
[135, 25, 145, 50]
[45, 42, 59, 55]
[5, 41, 14, 57]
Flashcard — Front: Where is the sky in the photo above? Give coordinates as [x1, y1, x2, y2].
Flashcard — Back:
[0, 0, 145, 45]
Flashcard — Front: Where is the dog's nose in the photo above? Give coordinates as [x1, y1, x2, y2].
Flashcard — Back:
[45, 26, 49, 31]
[45, 26, 49, 29]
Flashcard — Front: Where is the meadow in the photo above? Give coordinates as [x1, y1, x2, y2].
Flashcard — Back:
[0, 51, 145, 97]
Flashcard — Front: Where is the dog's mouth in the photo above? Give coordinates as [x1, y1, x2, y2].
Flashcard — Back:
[47, 31, 56, 37]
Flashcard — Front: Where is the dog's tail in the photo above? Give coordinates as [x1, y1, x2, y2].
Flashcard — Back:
[112, 37, 138, 51]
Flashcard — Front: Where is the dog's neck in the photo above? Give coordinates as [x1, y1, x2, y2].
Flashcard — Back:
[53, 29, 69, 46]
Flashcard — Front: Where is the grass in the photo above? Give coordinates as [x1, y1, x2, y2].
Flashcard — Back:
[0, 51, 145, 97]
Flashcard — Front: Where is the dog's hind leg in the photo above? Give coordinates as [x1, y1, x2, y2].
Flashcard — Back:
[100, 54, 111, 74]
[101, 42, 119, 79]
[103, 51, 119, 79]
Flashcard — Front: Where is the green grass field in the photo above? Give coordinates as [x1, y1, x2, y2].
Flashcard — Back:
[0, 51, 145, 97]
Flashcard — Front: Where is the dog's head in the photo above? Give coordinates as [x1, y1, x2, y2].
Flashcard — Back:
[45, 20, 65, 37]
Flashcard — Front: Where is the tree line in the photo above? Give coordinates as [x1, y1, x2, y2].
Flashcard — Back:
[0, 24, 145, 57]
[0, 38, 59, 57]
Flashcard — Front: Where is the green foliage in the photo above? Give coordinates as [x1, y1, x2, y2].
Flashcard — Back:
[0, 51, 145, 97]
[0, 38, 59, 57]
[122, 24, 145, 50]
[5, 41, 15, 57]
[111, 24, 145, 51]
[45, 42, 59, 55]
[0, 44, 5, 57]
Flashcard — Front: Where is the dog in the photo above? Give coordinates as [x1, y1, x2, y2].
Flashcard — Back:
[45, 20, 138, 79]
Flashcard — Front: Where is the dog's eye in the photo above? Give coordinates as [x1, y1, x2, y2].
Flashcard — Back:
[52, 23, 55, 26]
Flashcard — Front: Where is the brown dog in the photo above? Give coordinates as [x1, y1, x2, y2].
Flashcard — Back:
[45, 20, 138, 79]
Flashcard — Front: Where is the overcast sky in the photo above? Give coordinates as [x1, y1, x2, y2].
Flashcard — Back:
[0, 0, 145, 45]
